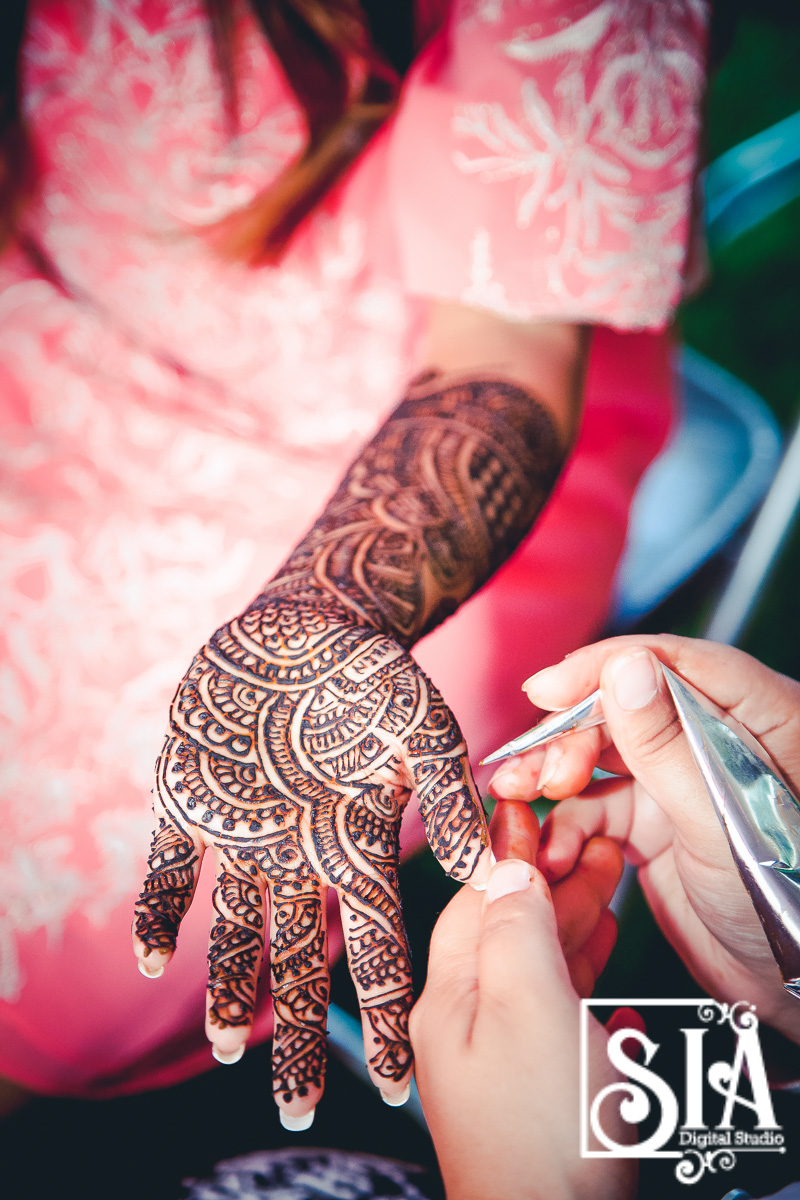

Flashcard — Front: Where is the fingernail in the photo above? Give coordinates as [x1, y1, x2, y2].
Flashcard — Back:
[138, 960, 164, 979]
[522, 664, 557, 693]
[212, 1044, 245, 1065]
[486, 859, 532, 902]
[469, 851, 497, 892]
[381, 1084, 411, 1107]
[280, 1107, 315, 1131]
[537, 744, 563, 793]
[611, 652, 658, 711]
[490, 754, 522, 779]
[489, 767, 522, 796]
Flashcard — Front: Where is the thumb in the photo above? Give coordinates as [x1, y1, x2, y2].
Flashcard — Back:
[599, 649, 726, 854]
[478, 860, 575, 1008]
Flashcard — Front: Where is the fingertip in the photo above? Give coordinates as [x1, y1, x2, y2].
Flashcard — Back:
[580, 836, 625, 900]
[487, 749, 546, 801]
[485, 857, 534, 903]
[604, 648, 661, 714]
[466, 846, 496, 891]
[212, 1043, 245, 1065]
[478, 861, 571, 998]
[279, 1106, 315, 1132]
[537, 818, 583, 883]
[521, 664, 558, 698]
[537, 725, 604, 800]
[132, 932, 173, 977]
[488, 798, 540, 864]
[137, 959, 165, 979]
[380, 1082, 412, 1107]
[206, 1017, 250, 1063]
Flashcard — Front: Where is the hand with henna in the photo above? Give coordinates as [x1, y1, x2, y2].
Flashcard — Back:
[132, 366, 570, 1129]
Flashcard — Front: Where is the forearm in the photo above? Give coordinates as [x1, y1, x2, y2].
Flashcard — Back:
[262, 368, 570, 647]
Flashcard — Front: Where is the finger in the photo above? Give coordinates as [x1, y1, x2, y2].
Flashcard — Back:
[478, 861, 575, 1010]
[524, 635, 800, 772]
[132, 797, 204, 977]
[487, 722, 613, 806]
[596, 649, 734, 861]
[538, 780, 644, 882]
[205, 848, 267, 1063]
[316, 781, 416, 1103]
[567, 909, 618, 999]
[522, 634, 728, 710]
[488, 799, 539, 863]
[268, 867, 329, 1129]
[416, 882, 483, 1008]
[537, 724, 609, 800]
[487, 749, 546, 801]
[339, 885, 416, 1103]
[409, 883, 483, 1063]
[568, 952, 596, 1000]
[550, 837, 624, 959]
[404, 680, 492, 888]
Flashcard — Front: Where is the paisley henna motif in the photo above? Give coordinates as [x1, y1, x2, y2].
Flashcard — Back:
[134, 374, 563, 1113]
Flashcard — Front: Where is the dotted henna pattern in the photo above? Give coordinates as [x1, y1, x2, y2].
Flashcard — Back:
[134, 374, 563, 1109]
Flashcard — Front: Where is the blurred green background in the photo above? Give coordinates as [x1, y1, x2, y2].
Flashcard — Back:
[678, 1, 800, 678]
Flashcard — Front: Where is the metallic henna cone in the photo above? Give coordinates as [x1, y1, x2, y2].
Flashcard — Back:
[662, 665, 800, 999]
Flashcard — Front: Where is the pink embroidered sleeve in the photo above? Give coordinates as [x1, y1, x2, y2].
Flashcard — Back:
[387, 0, 709, 329]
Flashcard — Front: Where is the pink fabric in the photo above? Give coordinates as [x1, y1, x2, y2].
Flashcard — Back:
[0, 0, 706, 1097]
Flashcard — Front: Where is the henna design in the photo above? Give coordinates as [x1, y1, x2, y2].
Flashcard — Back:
[269, 865, 328, 1102]
[134, 814, 199, 955]
[137, 374, 564, 1108]
[208, 858, 265, 1029]
[341, 895, 414, 1083]
[266, 374, 564, 646]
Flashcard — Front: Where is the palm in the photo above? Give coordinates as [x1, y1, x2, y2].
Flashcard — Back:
[133, 595, 488, 1109]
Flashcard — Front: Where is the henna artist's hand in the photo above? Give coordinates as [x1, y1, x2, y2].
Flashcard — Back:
[410, 800, 634, 1200]
[491, 635, 800, 1047]
[132, 361, 572, 1127]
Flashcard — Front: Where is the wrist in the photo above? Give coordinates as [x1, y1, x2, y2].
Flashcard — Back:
[258, 570, 390, 639]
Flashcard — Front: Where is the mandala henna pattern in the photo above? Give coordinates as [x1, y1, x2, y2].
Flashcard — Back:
[134, 374, 564, 1109]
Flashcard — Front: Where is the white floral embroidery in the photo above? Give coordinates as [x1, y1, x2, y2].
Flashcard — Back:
[452, 0, 705, 319]
[454, 74, 635, 238]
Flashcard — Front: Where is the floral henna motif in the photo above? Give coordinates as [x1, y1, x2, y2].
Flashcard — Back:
[135, 374, 564, 1111]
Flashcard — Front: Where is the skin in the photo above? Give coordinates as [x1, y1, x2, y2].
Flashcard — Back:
[131, 306, 588, 1123]
[490, 634, 800, 1047]
[410, 799, 635, 1200]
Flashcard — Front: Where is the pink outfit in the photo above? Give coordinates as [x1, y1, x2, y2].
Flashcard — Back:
[0, 0, 707, 1096]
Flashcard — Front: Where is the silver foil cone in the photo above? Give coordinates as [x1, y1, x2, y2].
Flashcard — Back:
[662, 665, 800, 998]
